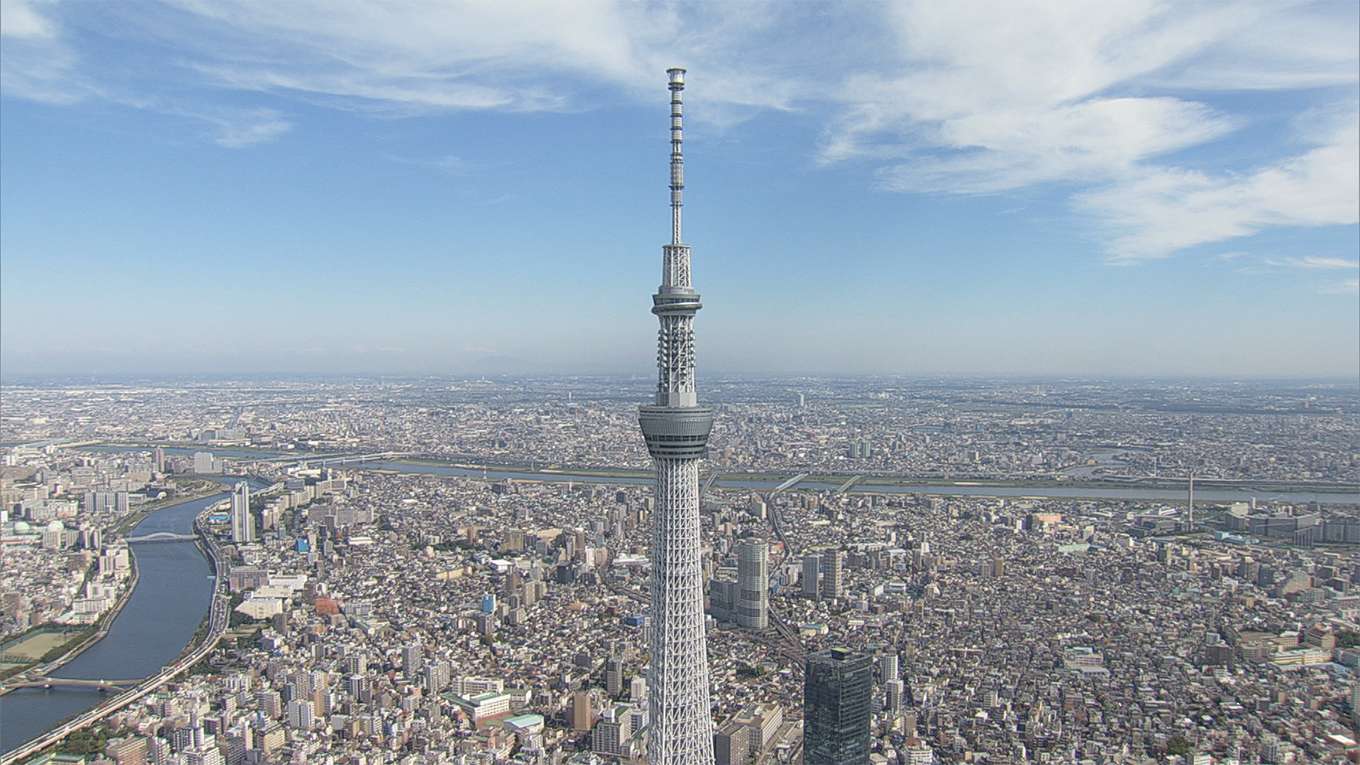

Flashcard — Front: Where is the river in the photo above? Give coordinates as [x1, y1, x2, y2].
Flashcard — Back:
[73, 445, 1359, 504]
[0, 478, 263, 755]
[354, 461, 1360, 505]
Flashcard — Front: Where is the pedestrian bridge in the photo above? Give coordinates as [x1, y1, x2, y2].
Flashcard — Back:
[125, 531, 197, 543]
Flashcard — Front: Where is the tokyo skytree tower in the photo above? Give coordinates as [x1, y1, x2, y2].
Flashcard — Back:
[637, 67, 716, 765]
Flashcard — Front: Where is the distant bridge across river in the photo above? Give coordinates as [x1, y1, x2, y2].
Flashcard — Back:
[125, 531, 197, 543]
[2, 676, 136, 692]
[259, 451, 412, 468]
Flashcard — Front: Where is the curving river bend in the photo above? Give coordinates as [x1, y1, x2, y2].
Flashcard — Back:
[0, 478, 264, 755]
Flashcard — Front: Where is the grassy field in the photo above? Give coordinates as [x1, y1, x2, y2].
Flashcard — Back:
[3, 630, 80, 660]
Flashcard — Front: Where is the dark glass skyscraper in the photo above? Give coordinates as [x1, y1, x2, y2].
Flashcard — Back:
[803, 647, 872, 765]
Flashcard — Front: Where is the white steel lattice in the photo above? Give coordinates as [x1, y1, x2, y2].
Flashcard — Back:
[648, 457, 715, 765]
[640, 68, 716, 765]
[664, 245, 692, 289]
[657, 317, 696, 396]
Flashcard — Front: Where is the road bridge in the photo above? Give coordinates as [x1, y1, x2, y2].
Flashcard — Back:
[4, 677, 135, 692]
[701, 471, 722, 496]
[125, 531, 197, 543]
[835, 475, 862, 494]
[772, 473, 809, 494]
[262, 451, 410, 467]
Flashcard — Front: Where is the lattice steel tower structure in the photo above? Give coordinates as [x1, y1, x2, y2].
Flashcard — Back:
[638, 67, 716, 765]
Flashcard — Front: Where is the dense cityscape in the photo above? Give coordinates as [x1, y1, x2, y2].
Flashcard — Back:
[1, 375, 1357, 765]
[2, 4, 1357, 765]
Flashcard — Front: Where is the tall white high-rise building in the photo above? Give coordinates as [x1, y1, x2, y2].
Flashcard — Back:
[230, 481, 254, 544]
[878, 652, 899, 683]
[736, 540, 768, 630]
[193, 451, 216, 474]
[637, 67, 716, 765]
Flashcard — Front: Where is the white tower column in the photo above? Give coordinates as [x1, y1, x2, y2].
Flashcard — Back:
[638, 67, 716, 765]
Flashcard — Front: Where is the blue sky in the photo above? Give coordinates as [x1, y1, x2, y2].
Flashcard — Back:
[2, 0, 1357, 378]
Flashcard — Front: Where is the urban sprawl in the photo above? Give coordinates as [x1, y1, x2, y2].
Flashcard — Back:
[1, 377, 1357, 765]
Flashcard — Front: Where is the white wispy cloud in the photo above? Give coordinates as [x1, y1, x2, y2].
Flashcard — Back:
[819, 0, 1359, 261]
[872, 98, 1237, 193]
[0, 0, 96, 104]
[1150, 3, 1360, 90]
[0, 1, 295, 147]
[2, 0, 1356, 262]
[197, 108, 293, 148]
[821, 2, 1264, 165]
[1, 0, 56, 39]
[1265, 255, 1360, 270]
[140, 0, 810, 119]
[1319, 278, 1360, 294]
[1077, 116, 1359, 262]
[1, 0, 818, 133]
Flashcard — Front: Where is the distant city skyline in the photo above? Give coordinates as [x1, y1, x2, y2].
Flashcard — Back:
[2, 1, 1357, 377]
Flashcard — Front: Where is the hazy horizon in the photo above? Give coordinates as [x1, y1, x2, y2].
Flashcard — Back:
[3, 370, 1358, 387]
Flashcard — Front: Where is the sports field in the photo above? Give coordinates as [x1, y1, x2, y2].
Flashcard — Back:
[0, 629, 83, 664]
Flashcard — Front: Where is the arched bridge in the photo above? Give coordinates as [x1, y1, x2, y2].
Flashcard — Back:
[125, 532, 197, 543]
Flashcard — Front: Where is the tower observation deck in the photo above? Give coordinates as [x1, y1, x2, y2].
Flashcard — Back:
[638, 67, 717, 765]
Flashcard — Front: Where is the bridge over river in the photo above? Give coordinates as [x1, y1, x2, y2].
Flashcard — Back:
[2, 677, 135, 692]
[125, 531, 197, 543]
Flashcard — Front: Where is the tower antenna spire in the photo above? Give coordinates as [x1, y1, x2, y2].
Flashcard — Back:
[668, 67, 685, 246]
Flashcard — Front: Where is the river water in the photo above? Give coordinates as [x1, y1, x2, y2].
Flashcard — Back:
[0, 479, 261, 755]
[73, 445, 1359, 504]
[356, 461, 1360, 505]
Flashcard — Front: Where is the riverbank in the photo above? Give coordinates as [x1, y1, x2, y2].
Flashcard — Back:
[0, 506, 230, 764]
[0, 546, 142, 689]
[375, 455, 1360, 496]
[353, 458, 1360, 505]
[108, 478, 225, 537]
[1, 553, 141, 690]
[77, 443, 1360, 499]
[0, 480, 222, 687]
[0, 488, 231, 757]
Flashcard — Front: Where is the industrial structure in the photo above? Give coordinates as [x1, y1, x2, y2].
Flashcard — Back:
[636, 67, 716, 765]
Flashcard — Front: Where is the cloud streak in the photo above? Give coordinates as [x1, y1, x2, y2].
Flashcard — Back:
[0, 0, 56, 39]
[138, 0, 812, 119]
[1, 0, 1356, 261]
[1077, 117, 1359, 262]
[818, 0, 1359, 261]
[1319, 279, 1360, 295]
[0, 0, 97, 104]
[199, 108, 293, 148]
[1267, 256, 1360, 270]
